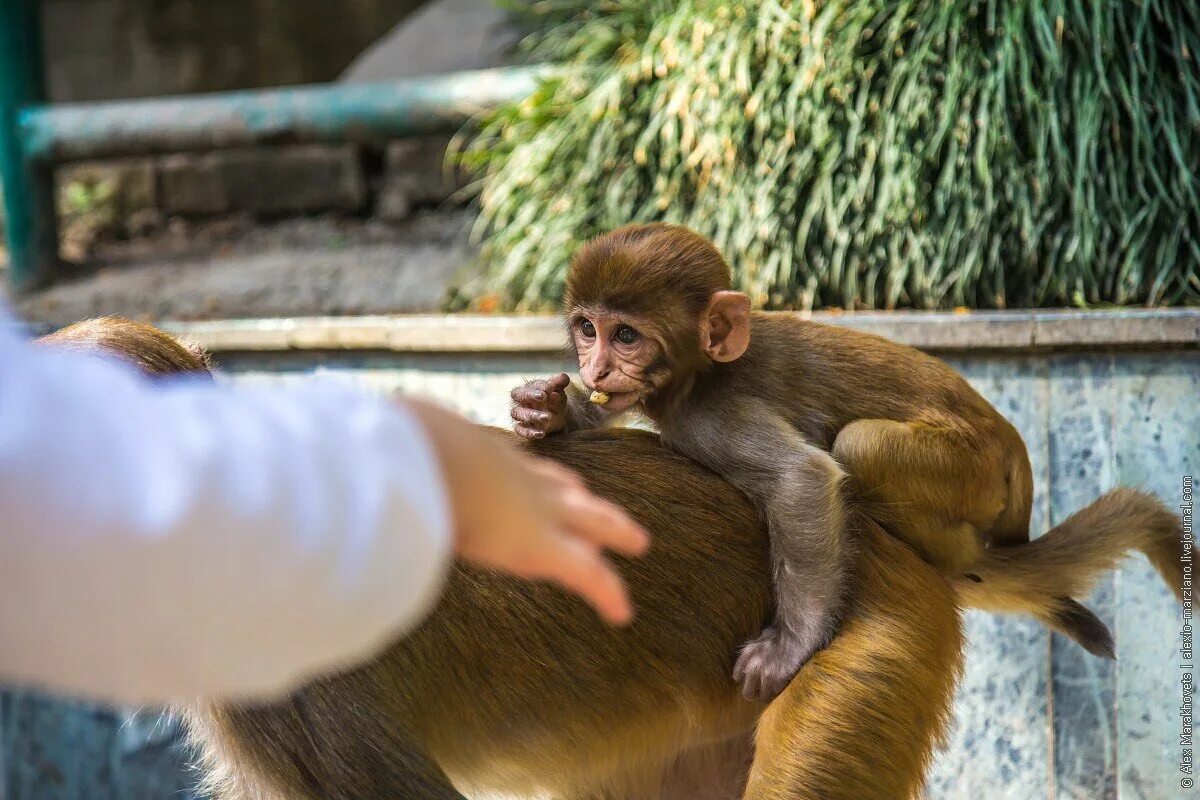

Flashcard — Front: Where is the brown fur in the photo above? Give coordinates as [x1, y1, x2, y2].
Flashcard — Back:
[954, 488, 1186, 629]
[37, 316, 214, 377]
[566, 224, 732, 399]
[567, 223, 732, 319]
[186, 429, 964, 800]
[748, 530, 963, 799]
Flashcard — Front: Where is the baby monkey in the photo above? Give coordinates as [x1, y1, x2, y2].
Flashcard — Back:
[512, 223, 1107, 702]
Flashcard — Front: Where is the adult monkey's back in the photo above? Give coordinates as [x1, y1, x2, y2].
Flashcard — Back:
[187, 429, 964, 800]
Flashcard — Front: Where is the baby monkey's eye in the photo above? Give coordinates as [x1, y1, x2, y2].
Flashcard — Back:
[579, 319, 597, 338]
[614, 325, 640, 345]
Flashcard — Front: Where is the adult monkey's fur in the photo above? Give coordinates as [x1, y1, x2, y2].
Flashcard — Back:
[36, 315, 967, 798]
[38, 316, 213, 377]
[186, 430, 965, 800]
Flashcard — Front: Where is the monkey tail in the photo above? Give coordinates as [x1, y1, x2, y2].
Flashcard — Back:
[954, 488, 1185, 658]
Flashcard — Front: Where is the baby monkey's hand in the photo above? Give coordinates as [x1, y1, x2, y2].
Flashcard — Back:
[511, 373, 571, 439]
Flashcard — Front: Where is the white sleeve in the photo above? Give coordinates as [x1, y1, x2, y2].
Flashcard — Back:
[0, 306, 453, 704]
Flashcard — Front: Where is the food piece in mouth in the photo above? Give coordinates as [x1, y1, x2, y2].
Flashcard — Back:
[589, 390, 610, 405]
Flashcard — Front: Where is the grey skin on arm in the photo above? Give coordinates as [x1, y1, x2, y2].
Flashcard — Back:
[663, 401, 852, 701]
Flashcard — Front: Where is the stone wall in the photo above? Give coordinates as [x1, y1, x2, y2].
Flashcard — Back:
[0, 0, 507, 248]
[53, 137, 465, 258]
[41, 0, 433, 102]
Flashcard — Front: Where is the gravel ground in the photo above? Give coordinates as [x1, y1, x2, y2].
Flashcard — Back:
[6, 210, 478, 328]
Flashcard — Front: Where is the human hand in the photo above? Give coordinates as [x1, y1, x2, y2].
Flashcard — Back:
[407, 399, 649, 624]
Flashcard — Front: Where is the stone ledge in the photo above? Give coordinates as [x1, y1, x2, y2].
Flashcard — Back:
[162, 309, 1200, 354]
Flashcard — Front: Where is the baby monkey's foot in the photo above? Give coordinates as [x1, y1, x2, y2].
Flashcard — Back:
[733, 624, 824, 702]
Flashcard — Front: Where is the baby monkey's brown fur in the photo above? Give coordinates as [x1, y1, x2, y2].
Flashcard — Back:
[512, 223, 1186, 700]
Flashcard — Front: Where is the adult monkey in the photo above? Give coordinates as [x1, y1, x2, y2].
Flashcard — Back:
[511, 223, 1185, 700]
[44, 316, 966, 799]
[187, 430, 963, 800]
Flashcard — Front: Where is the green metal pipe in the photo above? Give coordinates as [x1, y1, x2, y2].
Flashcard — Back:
[19, 66, 548, 163]
[1, 0, 57, 292]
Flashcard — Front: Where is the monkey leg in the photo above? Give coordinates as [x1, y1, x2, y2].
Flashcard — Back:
[744, 522, 964, 800]
[831, 416, 1029, 571]
[829, 419, 1120, 657]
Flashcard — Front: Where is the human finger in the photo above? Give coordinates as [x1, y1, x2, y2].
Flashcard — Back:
[524, 458, 588, 491]
[558, 489, 650, 556]
[534, 535, 633, 625]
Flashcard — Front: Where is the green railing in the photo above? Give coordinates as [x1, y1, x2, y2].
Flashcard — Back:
[0, 0, 539, 291]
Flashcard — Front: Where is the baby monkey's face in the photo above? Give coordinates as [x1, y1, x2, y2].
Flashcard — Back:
[570, 310, 664, 414]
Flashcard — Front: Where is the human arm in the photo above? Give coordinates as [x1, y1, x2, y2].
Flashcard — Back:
[0, 310, 644, 704]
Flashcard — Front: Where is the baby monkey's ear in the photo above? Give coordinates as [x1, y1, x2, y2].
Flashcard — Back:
[702, 291, 752, 362]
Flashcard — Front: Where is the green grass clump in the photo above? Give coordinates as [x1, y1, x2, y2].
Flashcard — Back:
[461, 0, 1200, 311]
